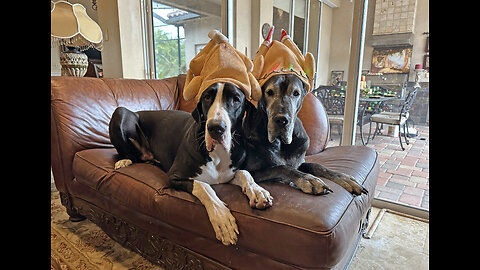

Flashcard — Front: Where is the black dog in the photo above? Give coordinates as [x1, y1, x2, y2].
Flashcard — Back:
[243, 74, 368, 196]
[108, 82, 272, 246]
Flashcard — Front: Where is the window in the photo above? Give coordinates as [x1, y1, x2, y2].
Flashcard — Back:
[272, 0, 308, 53]
[151, 2, 187, 78]
[318, 0, 429, 212]
[147, 0, 223, 80]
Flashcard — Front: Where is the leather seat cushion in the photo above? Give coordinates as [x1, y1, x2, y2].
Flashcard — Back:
[72, 146, 378, 269]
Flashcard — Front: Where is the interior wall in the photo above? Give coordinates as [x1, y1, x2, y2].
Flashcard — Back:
[97, 0, 123, 78]
[316, 3, 333, 86]
[409, 0, 428, 81]
[234, 0, 252, 58]
[328, 0, 354, 85]
[250, 0, 274, 58]
[117, 0, 146, 79]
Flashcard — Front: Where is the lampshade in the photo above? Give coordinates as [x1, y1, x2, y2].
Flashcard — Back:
[51, 1, 103, 51]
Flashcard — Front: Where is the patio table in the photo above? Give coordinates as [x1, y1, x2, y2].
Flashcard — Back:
[358, 96, 396, 145]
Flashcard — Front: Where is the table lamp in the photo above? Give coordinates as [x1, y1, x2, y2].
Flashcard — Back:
[51, 1, 103, 77]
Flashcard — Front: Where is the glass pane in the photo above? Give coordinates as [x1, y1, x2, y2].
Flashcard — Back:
[355, 0, 429, 211]
[272, 0, 291, 41]
[310, 1, 354, 148]
[151, 0, 222, 79]
[293, 0, 306, 53]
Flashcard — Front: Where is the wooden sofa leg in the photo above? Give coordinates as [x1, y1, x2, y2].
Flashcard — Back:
[59, 192, 86, 222]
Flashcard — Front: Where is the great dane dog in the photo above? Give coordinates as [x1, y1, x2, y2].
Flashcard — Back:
[242, 74, 368, 196]
[109, 82, 272, 246]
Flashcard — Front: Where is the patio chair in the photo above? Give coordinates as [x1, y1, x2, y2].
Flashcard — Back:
[313, 86, 371, 145]
[369, 87, 418, 150]
[313, 86, 346, 144]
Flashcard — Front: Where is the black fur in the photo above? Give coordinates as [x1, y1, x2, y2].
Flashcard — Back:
[242, 74, 367, 195]
[108, 83, 249, 194]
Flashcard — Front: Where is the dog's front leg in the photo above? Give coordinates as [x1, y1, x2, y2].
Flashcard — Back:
[230, 170, 273, 209]
[251, 166, 332, 195]
[298, 163, 368, 195]
[192, 180, 239, 245]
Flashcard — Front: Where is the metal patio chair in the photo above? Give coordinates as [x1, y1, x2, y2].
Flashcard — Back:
[313, 86, 372, 145]
[369, 87, 418, 150]
[313, 86, 346, 144]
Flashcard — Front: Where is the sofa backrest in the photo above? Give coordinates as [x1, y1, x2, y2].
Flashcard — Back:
[298, 92, 330, 155]
[51, 74, 188, 193]
[51, 74, 329, 193]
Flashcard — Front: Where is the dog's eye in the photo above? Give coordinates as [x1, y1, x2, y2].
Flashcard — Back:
[266, 90, 274, 97]
[293, 90, 300, 96]
[233, 96, 240, 103]
[204, 94, 211, 101]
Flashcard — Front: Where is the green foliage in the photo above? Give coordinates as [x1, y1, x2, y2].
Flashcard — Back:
[154, 28, 185, 79]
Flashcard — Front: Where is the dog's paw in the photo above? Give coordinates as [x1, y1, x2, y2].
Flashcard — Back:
[207, 203, 239, 246]
[296, 174, 332, 195]
[243, 183, 273, 209]
[333, 173, 368, 196]
[114, 159, 132, 170]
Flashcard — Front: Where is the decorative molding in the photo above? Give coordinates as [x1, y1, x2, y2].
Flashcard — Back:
[67, 195, 230, 270]
[59, 192, 86, 222]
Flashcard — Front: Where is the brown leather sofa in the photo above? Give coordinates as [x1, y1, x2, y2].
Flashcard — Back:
[51, 74, 378, 270]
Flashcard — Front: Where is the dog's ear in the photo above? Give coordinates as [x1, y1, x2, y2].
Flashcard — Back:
[191, 102, 204, 124]
[301, 82, 309, 97]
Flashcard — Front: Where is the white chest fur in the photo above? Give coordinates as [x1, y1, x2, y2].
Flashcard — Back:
[195, 146, 235, 185]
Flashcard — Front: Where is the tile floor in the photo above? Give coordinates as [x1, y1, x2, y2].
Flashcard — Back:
[326, 124, 429, 211]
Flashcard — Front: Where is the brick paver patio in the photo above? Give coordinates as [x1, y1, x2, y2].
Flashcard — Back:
[326, 124, 429, 211]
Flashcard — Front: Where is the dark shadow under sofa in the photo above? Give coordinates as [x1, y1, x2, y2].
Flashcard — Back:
[51, 74, 378, 270]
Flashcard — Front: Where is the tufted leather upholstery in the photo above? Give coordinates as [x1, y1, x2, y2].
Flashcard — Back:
[51, 74, 378, 269]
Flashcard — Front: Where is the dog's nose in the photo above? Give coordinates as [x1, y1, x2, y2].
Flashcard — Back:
[207, 120, 226, 139]
[274, 115, 289, 127]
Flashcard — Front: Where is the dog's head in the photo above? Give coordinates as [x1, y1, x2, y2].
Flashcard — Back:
[192, 82, 250, 152]
[259, 74, 307, 144]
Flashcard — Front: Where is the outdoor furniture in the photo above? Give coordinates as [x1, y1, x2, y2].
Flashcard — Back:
[313, 86, 345, 144]
[313, 86, 393, 145]
[358, 96, 396, 144]
[369, 87, 419, 150]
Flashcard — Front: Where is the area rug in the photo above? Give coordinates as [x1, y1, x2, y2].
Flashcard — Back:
[51, 189, 160, 270]
[349, 207, 429, 269]
[51, 187, 428, 270]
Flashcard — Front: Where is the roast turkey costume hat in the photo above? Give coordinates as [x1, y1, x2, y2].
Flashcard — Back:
[183, 30, 261, 102]
[252, 27, 316, 92]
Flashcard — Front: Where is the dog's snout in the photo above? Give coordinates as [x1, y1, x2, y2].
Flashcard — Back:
[274, 115, 289, 127]
[207, 120, 227, 139]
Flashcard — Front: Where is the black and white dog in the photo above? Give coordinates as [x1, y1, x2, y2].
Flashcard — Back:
[109, 82, 272, 246]
[243, 74, 368, 196]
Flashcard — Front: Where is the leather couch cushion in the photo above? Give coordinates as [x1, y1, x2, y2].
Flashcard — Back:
[72, 146, 378, 269]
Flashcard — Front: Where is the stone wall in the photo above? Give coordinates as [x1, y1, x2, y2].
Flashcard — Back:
[386, 82, 428, 126]
[408, 82, 429, 125]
